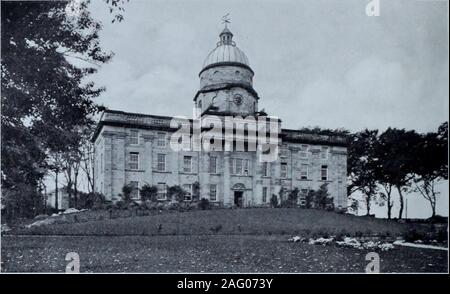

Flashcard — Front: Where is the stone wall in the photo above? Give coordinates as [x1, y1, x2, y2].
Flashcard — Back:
[94, 120, 348, 210]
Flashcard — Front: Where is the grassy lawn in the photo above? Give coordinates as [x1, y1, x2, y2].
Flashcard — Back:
[1, 234, 447, 273]
[3, 208, 447, 273]
[14, 208, 423, 237]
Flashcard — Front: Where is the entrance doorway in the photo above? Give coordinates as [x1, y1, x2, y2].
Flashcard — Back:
[234, 191, 243, 208]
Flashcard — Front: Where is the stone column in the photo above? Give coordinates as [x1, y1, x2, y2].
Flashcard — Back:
[223, 151, 231, 206]
[143, 135, 154, 185]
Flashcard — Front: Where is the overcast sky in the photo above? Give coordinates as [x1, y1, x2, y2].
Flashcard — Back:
[82, 0, 448, 218]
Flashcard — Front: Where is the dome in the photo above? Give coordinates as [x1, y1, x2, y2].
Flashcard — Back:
[202, 45, 250, 68]
[201, 28, 250, 70]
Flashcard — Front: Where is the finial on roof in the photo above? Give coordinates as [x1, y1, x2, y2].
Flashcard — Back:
[219, 14, 234, 46]
[222, 13, 230, 28]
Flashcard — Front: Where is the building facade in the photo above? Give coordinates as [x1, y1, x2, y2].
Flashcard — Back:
[92, 27, 348, 209]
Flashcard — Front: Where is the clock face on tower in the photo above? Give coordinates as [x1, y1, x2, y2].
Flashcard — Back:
[234, 94, 243, 106]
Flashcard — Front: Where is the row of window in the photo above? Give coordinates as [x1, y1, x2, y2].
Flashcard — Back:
[129, 130, 167, 147]
[128, 181, 218, 201]
[128, 131, 331, 160]
[261, 187, 312, 203]
[129, 152, 329, 180]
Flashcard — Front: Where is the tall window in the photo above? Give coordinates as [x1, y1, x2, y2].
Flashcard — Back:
[321, 165, 328, 181]
[281, 162, 288, 178]
[299, 144, 309, 159]
[243, 159, 249, 175]
[262, 187, 268, 203]
[321, 146, 329, 159]
[130, 181, 139, 199]
[300, 164, 309, 180]
[300, 189, 308, 206]
[232, 158, 250, 175]
[183, 184, 193, 201]
[262, 162, 270, 177]
[129, 152, 139, 170]
[183, 156, 192, 173]
[209, 156, 217, 173]
[157, 183, 167, 200]
[157, 154, 166, 171]
[209, 184, 217, 201]
[235, 158, 242, 175]
[130, 130, 139, 145]
[157, 132, 166, 147]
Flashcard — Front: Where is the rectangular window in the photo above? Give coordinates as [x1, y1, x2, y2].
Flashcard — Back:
[130, 181, 139, 199]
[157, 154, 166, 171]
[321, 165, 328, 181]
[300, 164, 309, 180]
[157, 183, 167, 200]
[299, 144, 309, 159]
[243, 159, 250, 175]
[321, 146, 329, 159]
[300, 189, 308, 206]
[262, 162, 270, 177]
[183, 156, 192, 173]
[209, 156, 217, 173]
[235, 158, 242, 175]
[262, 187, 268, 203]
[157, 132, 166, 147]
[281, 162, 288, 178]
[129, 152, 139, 170]
[130, 130, 139, 145]
[183, 184, 192, 201]
[209, 184, 217, 201]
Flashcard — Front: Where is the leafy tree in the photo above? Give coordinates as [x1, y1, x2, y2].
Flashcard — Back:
[192, 181, 200, 201]
[312, 183, 334, 210]
[140, 184, 158, 202]
[1, 1, 120, 218]
[412, 122, 448, 217]
[121, 184, 133, 203]
[347, 129, 379, 215]
[168, 185, 186, 202]
[377, 128, 421, 219]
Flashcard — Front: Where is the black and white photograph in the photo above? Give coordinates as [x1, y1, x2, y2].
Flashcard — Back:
[0, 0, 449, 279]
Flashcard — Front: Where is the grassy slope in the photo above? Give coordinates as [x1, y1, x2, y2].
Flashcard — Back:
[2, 234, 447, 272]
[20, 208, 417, 237]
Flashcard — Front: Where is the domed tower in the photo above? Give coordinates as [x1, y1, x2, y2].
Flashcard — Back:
[195, 27, 259, 117]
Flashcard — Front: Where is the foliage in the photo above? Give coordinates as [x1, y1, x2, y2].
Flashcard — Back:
[167, 185, 186, 202]
[281, 188, 299, 208]
[192, 181, 200, 201]
[270, 194, 279, 208]
[140, 184, 158, 202]
[311, 183, 334, 210]
[376, 128, 422, 219]
[2, 184, 46, 222]
[198, 198, 211, 210]
[347, 129, 379, 215]
[76, 192, 107, 210]
[121, 184, 133, 203]
[412, 122, 448, 217]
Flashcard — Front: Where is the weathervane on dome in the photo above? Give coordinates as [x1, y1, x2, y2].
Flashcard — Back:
[222, 13, 231, 28]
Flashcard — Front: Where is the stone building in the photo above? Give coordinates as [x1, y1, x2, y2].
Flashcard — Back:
[92, 27, 348, 209]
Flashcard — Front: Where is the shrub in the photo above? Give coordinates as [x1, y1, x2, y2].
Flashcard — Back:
[198, 198, 211, 210]
[77, 192, 107, 210]
[121, 184, 134, 203]
[270, 194, 278, 208]
[403, 229, 426, 242]
[140, 184, 158, 202]
[168, 185, 186, 202]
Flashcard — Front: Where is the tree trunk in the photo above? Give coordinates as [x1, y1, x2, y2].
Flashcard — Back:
[387, 193, 393, 220]
[397, 186, 404, 219]
[365, 195, 371, 216]
[55, 171, 59, 211]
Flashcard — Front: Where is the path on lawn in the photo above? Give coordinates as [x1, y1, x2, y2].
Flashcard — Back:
[1, 234, 447, 273]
